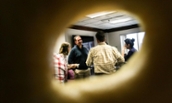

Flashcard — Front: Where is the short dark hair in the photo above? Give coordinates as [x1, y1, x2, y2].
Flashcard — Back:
[124, 38, 135, 48]
[95, 31, 105, 42]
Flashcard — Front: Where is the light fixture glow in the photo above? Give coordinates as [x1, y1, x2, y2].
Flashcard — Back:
[109, 18, 132, 23]
[86, 11, 116, 18]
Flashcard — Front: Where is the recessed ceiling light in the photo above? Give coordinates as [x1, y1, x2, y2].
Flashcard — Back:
[86, 11, 116, 18]
[109, 18, 132, 24]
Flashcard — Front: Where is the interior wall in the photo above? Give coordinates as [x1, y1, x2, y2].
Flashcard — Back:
[53, 28, 142, 54]
[53, 32, 66, 53]
[108, 28, 142, 52]
[105, 32, 109, 44]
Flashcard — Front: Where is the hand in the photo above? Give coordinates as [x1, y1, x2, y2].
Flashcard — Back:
[68, 64, 75, 69]
[68, 64, 78, 69]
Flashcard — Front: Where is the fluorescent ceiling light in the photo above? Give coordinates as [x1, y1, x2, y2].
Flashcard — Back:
[86, 11, 116, 18]
[110, 18, 132, 23]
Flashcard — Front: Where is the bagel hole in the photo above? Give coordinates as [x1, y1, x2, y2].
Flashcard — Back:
[52, 10, 144, 84]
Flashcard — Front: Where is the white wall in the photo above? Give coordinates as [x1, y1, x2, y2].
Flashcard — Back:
[53, 32, 66, 53]
[108, 28, 142, 52]
[105, 32, 109, 44]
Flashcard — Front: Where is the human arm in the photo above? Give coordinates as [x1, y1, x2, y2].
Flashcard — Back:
[68, 48, 81, 69]
[68, 49, 75, 64]
[70, 47, 88, 69]
[112, 47, 125, 63]
[68, 64, 79, 69]
[86, 49, 93, 67]
[121, 45, 126, 57]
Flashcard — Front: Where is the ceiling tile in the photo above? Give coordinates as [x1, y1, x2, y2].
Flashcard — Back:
[73, 11, 139, 29]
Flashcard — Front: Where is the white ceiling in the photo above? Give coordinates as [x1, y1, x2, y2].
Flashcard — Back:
[73, 11, 139, 30]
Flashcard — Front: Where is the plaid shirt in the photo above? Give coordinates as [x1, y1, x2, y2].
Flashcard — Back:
[53, 53, 68, 83]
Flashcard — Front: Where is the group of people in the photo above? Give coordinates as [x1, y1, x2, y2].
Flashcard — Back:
[53, 31, 137, 83]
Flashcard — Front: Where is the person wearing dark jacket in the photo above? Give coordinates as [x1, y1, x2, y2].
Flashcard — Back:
[121, 38, 137, 62]
[68, 35, 91, 79]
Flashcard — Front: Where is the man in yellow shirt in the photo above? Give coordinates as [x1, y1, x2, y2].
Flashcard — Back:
[86, 31, 125, 75]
